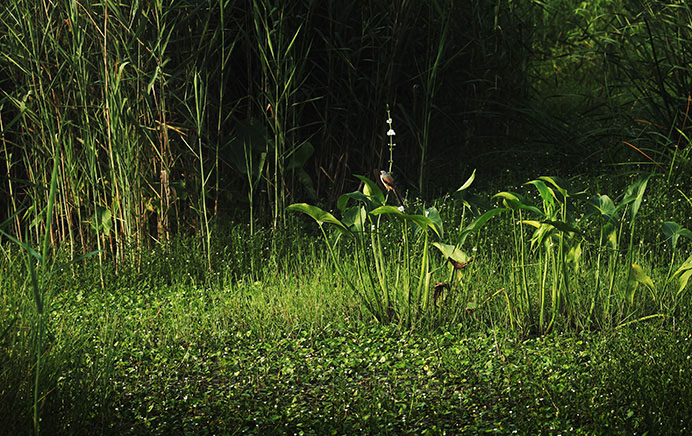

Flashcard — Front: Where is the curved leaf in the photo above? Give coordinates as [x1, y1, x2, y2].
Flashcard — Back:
[354, 175, 384, 203]
[543, 220, 580, 235]
[629, 264, 655, 305]
[342, 205, 367, 232]
[456, 169, 476, 192]
[286, 141, 314, 170]
[457, 208, 507, 246]
[431, 242, 470, 264]
[628, 176, 649, 221]
[526, 179, 555, 206]
[337, 191, 380, 213]
[590, 194, 617, 221]
[370, 206, 440, 237]
[662, 221, 692, 250]
[677, 268, 692, 297]
[538, 176, 568, 198]
[287, 203, 350, 235]
[424, 207, 443, 238]
[493, 192, 543, 215]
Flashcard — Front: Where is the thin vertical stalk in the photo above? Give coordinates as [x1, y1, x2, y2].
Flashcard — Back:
[0, 110, 22, 239]
[193, 71, 212, 274]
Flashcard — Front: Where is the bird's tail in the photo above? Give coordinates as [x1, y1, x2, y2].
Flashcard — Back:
[392, 188, 404, 206]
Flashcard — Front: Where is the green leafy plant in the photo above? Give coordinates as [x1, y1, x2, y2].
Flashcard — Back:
[0, 148, 99, 435]
[289, 174, 449, 326]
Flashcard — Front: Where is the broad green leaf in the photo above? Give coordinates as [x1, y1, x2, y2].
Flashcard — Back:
[370, 205, 406, 216]
[621, 175, 650, 221]
[456, 169, 476, 192]
[662, 221, 681, 238]
[677, 269, 692, 297]
[493, 192, 543, 215]
[629, 176, 649, 221]
[538, 176, 568, 198]
[424, 207, 443, 238]
[528, 222, 557, 251]
[337, 191, 378, 212]
[590, 194, 617, 221]
[286, 203, 350, 235]
[370, 206, 440, 237]
[631, 263, 654, 289]
[493, 191, 521, 209]
[672, 253, 692, 279]
[526, 179, 555, 207]
[516, 202, 546, 216]
[662, 221, 692, 250]
[91, 206, 113, 235]
[431, 242, 470, 264]
[295, 169, 317, 200]
[629, 264, 654, 305]
[341, 205, 367, 232]
[354, 175, 384, 203]
[520, 220, 541, 228]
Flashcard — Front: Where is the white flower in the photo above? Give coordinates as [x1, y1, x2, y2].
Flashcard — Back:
[387, 117, 392, 124]
[387, 128, 396, 136]
[397, 206, 405, 212]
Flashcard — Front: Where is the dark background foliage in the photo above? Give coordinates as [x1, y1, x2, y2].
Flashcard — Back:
[1, 0, 690, 252]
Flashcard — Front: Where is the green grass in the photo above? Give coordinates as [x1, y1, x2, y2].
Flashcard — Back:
[2, 269, 691, 434]
[3, 1, 692, 433]
[2, 185, 692, 434]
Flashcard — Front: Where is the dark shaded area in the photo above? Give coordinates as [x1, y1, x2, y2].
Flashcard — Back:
[0, 0, 691, 247]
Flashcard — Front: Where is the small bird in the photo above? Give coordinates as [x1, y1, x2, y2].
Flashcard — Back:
[380, 170, 403, 205]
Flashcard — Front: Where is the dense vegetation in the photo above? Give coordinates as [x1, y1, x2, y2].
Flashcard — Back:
[2, 0, 692, 434]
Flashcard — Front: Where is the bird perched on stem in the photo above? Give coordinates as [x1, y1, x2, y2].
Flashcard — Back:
[380, 170, 403, 206]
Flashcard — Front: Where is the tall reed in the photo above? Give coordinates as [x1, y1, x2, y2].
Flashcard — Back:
[2, 0, 691, 264]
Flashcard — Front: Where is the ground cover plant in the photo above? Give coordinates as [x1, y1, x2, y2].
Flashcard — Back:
[2, 0, 692, 434]
[2, 170, 692, 434]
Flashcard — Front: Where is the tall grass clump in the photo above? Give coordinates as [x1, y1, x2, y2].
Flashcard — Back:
[0, 146, 98, 434]
[3, 0, 692, 262]
[477, 173, 692, 334]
